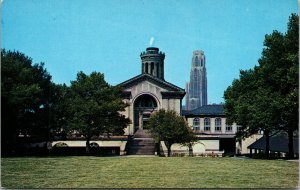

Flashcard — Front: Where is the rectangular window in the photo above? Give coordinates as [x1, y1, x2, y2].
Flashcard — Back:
[193, 126, 200, 131]
[215, 126, 221, 132]
[204, 126, 210, 131]
[226, 125, 232, 132]
[215, 118, 222, 132]
[204, 118, 210, 131]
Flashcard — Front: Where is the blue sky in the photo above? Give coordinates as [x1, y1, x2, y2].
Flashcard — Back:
[2, 0, 298, 104]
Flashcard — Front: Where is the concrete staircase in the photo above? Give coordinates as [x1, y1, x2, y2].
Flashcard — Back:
[126, 129, 155, 155]
[133, 129, 152, 138]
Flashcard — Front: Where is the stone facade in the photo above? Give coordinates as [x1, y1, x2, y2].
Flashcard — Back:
[119, 47, 185, 136]
[185, 50, 207, 110]
[236, 134, 263, 154]
[27, 47, 261, 156]
[51, 140, 127, 155]
[118, 48, 250, 156]
[182, 105, 238, 155]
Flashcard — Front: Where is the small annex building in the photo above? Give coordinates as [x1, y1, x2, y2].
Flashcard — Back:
[182, 104, 238, 155]
[248, 136, 299, 158]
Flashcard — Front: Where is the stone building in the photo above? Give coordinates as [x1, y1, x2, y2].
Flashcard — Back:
[119, 47, 185, 136]
[47, 47, 185, 156]
[182, 104, 238, 155]
[115, 47, 186, 155]
[182, 104, 265, 156]
[27, 46, 259, 156]
[119, 47, 185, 135]
[185, 50, 207, 110]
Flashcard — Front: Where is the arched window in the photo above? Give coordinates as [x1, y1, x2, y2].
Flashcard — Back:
[215, 118, 222, 132]
[151, 62, 154, 75]
[204, 118, 210, 131]
[193, 118, 200, 131]
[142, 62, 145, 73]
[145, 62, 148, 73]
[193, 118, 200, 126]
[90, 142, 99, 148]
[53, 142, 68, 148]
[134, 94, 157, 108]
[156, 62, 159, 77]
[194, 56, 199, 66]
[193, 69, 198, 76]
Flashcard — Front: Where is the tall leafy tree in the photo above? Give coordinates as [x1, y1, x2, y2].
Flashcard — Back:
[224, 14, 298, 158]
[224, 69, 282, 158]
[65, 71, 130, 153]
[147, 109, 196, 157]
[1, 50, 52, 155]
[48, 83, 71, 139]
[258, 14, 298, 158]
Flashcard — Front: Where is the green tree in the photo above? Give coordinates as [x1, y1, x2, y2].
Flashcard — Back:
[258, 14, 298, 158]
[224, 69, 282, 158]
[224, 14, 298, 159]
[1, 50, 52, 155]
[48, 83, 71, 139]
[65, 71, 130, 153]
[147, 109, 196, 157]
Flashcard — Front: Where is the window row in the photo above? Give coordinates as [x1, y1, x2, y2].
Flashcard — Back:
[143, 62, 160, 75]
[192, 118, 233, 132]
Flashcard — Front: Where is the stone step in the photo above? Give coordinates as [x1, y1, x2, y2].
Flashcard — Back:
[131, 147, 154, 150]
[127, 148, 155, 154]
[132, 139, 155, 142]
[133, 138, 154, 140]
[129, 146, 155, 150]
[131, 142, 155, 145]
[126, 135, 156, 155]
[134, 129, 153, 138]
[128, 151, 154, 155]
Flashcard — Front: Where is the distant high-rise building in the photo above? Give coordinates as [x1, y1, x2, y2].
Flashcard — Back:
[185, 50, 207, 110]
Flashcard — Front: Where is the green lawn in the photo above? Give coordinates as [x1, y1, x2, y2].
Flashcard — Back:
[1, 156, 298, 188]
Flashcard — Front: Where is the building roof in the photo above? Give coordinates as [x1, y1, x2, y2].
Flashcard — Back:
[146, 47, 159, 51]
[118, 73, 185, 92]
[182, 104, 224, 116]
[248, 136, 299, 153]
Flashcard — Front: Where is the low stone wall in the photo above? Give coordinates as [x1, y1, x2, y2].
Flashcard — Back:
[23, 140, 128, 156]
[160, 140, 223, 157]
[51, 140, 128, 155]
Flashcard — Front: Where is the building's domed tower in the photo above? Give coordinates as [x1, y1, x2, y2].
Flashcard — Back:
[120, 46, 185, 137]
[140, 47, 165, 80]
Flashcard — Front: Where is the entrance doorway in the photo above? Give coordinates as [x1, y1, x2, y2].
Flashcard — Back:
[133, 94, 158, 132]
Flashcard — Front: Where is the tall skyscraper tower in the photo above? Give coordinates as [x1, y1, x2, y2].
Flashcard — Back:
[185, 50, 207, 110]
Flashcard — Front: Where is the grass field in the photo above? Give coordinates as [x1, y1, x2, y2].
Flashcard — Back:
[1, 156, 298, 188]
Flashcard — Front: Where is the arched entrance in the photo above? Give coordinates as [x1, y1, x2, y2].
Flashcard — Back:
[133, 94, 158, 132]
